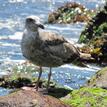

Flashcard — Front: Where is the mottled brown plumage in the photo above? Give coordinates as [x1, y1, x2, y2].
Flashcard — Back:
[21, 16, 80, 90]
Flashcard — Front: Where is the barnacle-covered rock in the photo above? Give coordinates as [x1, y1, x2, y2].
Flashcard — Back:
[48, 2, 95, 24]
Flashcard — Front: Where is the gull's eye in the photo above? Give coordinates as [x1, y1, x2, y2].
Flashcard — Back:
[26, 18, 35, 23]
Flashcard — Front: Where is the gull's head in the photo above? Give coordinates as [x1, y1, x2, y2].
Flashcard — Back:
[25, 16, 44, 31]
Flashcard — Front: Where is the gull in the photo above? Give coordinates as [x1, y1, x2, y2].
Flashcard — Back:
[21, 16, 80, 91]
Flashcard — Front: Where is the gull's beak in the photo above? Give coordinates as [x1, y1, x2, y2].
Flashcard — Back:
[35, 19, 44, 29]
[38, 24, 45, 29]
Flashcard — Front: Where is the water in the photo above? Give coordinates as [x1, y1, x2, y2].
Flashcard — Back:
[0, 0, 104, 96]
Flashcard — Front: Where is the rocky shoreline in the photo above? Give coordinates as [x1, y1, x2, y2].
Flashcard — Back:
[0, 1, 107, 107]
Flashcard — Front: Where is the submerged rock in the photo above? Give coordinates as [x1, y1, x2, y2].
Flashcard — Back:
[0, 89, 71, 107]
[48, 2, 94, 24]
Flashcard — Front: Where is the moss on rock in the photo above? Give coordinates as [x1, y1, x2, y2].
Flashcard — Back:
[62, 67, 107, 106]
[63, 87, 107, 107]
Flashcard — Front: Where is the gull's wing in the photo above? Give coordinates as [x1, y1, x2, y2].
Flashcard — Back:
[39, 30, 80, 63]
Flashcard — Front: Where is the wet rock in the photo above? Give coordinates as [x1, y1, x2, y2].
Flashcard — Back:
[0, 90, 71, 107]
[79, 2, 107, 43]
[48, 2, 94, 24]
[0, 62, 72, 99]
[87, 67, 107, 89]
[0, 77, 33, 88]
[78, 2, 107, 65]
[0, 73, 71, 98]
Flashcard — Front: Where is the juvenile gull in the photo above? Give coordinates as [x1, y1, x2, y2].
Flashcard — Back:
[21, 16, 80, 91]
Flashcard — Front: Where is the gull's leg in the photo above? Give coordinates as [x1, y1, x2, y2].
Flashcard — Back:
[47, 67, 52, 90]
[35, 66, 42, 91]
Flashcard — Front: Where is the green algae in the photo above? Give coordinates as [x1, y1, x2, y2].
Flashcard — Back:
[63, 87, 107, 107]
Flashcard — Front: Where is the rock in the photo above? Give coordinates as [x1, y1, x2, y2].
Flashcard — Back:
[0, 73, 71, 98]
[62, 87, 107, 107]
[61, 66, 107, 107]
[78, 2, 107, 65]
[87, 67, 107, 89]
[79, 2, 107, 43]
[62, 67, 107, 106]
[48, 2, 94, 24]
[80, 52, 95, 62]
[0, 89, 71, 107]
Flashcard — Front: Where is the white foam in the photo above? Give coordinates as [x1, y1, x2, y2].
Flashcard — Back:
[0, 72, 9, 76]
[1, 43, 19, 47]
[9, 0, 24, 3]
[0, 31, 22, 40]
[0, 19, 18, 31]
[8, 32, 23, 40]
[64, 85, 73, 90]
[61, 64, 99, 72]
